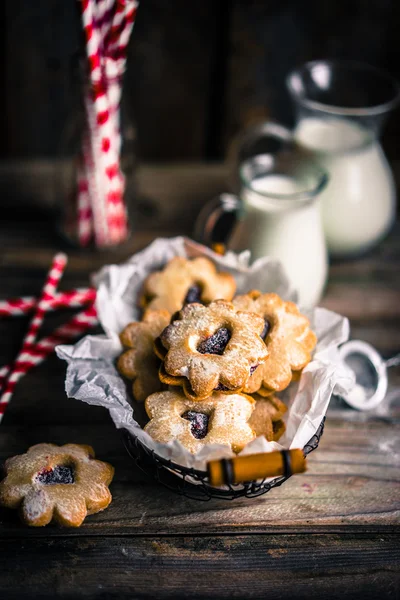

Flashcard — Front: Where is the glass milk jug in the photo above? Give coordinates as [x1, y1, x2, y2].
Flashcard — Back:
[287, 60, 400, 257]
[195, 152, 329, 308]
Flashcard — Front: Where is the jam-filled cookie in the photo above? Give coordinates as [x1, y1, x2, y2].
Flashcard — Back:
[141, 256, 236, 314]
[233, 291, 317, 395]
[117, 309, 171, 402]
[155, 300, 269, 401]
[0, 444, 114, 527]
[144, 389, 256, 453]
[272, 419, 286, 442]
[248, 394, 288, 441]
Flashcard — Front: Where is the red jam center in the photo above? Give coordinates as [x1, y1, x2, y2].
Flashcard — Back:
[197, 327, 231, 355]
[36, 466, 74, 485]
[261, 319, 271, 339]
[182, 410, 209, 439]
[184, 284, 202, 304]
[214, 383, 230, 391]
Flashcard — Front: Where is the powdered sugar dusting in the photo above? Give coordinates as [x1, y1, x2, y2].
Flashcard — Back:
[57, 236, 352, 471]
[23, 489, 52, 521]
[145, 390, 256, 453]
[161, 301, 268, 397]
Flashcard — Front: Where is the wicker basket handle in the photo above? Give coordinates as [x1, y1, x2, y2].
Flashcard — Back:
[207, 449, 306, 486]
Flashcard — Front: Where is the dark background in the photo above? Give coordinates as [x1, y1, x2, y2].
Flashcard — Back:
[2, 0, 400, 162]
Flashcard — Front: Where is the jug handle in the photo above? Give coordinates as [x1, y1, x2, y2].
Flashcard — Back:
[194, 122, 294, 247]
[229, 121, 294, 165]
[193, 193, 241, 247]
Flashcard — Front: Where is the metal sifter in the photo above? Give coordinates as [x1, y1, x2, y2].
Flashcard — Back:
[338, 340, 400, 411]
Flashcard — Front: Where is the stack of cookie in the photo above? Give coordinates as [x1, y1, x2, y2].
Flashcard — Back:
[117, 257, 317, 454]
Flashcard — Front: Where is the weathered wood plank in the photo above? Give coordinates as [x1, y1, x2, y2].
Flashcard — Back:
[0, 166, 399, 600]
[5, 0, 80, 158]
[345, 321, 400, 355]
[4, 0, 220, 160]
[0, 161, 231, 221]
[1, 419, 399, 536]
[320, 286, 400, 321]
[126, 0, 221, 159]
[0, 534, 399, 600]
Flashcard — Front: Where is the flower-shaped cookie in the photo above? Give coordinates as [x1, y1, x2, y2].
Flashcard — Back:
[0, 444, 114, 527]
[233, 291, 317, 395]
[155, 300, 269, 400]
[272, 419, 286, 442]
[141, 256, 236, 314]
[248, 394, 288, 441]
[117, 309, 171, 402]
[144, 389, 256, 453]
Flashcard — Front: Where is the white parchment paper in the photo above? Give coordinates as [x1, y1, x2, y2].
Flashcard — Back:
[56, 236, 353, 471]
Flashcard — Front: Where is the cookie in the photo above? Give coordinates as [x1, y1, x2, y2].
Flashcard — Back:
[0, 444, 114, 527]
[233, 291, 317, 395]
[155, 300, 269, 401]
[141, 256, 236, 314]
[248, 395, 288, 441]
[144, 389, 256, 453]
[272, 419, 286, 442]
[117, 309, 171, 402]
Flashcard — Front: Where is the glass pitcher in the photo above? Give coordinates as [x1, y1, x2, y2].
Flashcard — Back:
[287, 60, 400, 257]
[195, 151, 329, 308]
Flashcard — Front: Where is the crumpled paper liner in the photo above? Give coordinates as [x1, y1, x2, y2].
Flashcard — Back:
[56, 236, 353, 471]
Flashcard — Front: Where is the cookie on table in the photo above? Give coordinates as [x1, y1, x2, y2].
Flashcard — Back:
[141, 256, 236, 314]
[248, 394, 288, 441]
[155, 300, 269, 401]
[144, 389, 256, 453]
[117, 309, 171, 402]
[233, 291, 317, 395]
[0, 444, 114, 527]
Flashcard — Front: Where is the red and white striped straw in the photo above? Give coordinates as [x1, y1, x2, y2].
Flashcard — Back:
[75, 0, 138, 247]
[0, 366, 8, 391]
[47, 303, 98, 342]
[0, 288, 96, 317]
[77, 158, 94, 246]
[0, 253, 67, 412]
[0, 304, 98, 421]
[103, 1, 137, 243]
[81, 0, 113, 246]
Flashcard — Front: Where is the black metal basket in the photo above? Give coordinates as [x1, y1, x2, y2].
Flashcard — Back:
[123, 418, 325, 501]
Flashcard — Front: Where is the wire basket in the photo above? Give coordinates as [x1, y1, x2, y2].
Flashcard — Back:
[123, 418, 325, 501]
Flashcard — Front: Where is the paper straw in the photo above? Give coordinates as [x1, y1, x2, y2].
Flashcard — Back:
[81, 0, 112, 246]
[0, 305, 98, 421]
[104, 1, 137, 243]
[0, 366, 8, 390]
[47, 304, 98, 341]
[77, 159, 94, 246]
[0, 253, 67, 412]
[0, 288, 96, 317]
[76, 0, 138, 247]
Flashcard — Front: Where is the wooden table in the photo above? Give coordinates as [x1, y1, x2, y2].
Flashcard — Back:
[0, 164, 399, 599]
